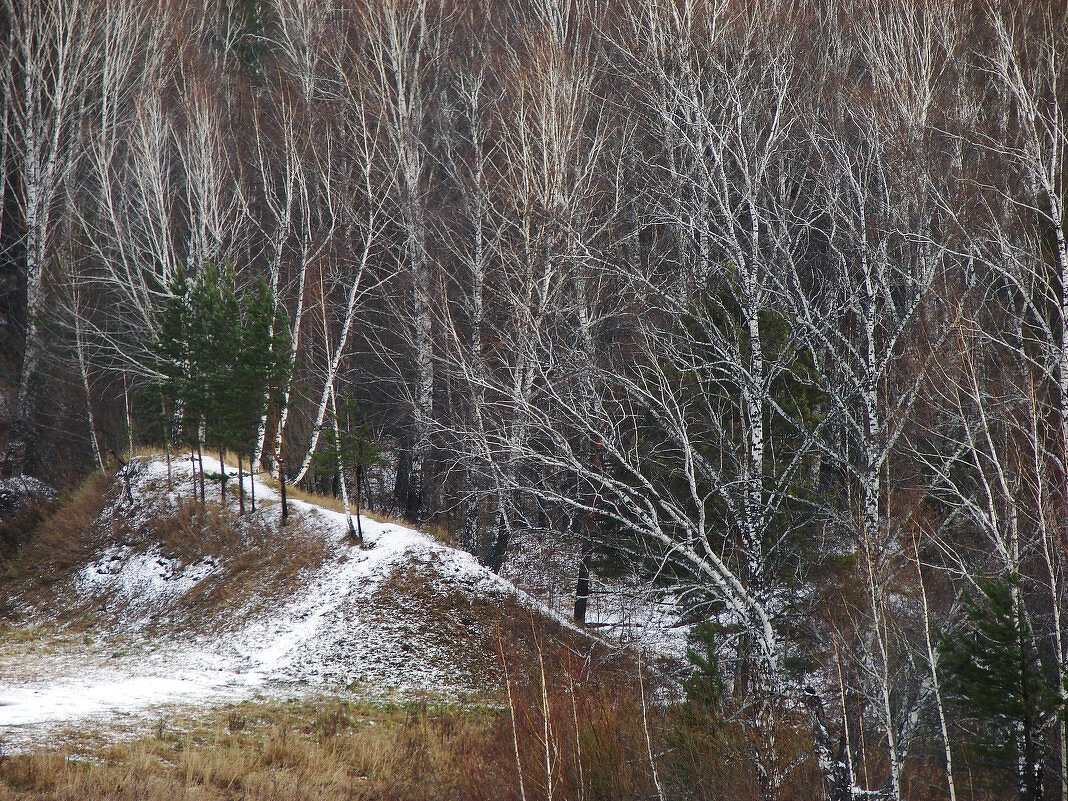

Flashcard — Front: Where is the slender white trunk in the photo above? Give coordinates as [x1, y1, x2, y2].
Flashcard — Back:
[293, 234, 372, 484]
[913, 542, 957, 801]
[860, 247, 902, 800]
[742, 270, 766, 599]
[0, 48, 9, 248]
[123, 371, 133, 456]
[497, 628, 527, 801]
[5, 92, 47, 474]
[252, 116, 297, 467]
[408, 209, 433, 514]
[637, 647, 666, 801]
[328, 382, 356, 539]
[1042, 513, 1068, 801]
[73, 290, 105, 472]
[836, 642, 858, 794]
[260, 254, 308, 472]
[1048, 193, 1068, 801]
[863, 469, 901, 801]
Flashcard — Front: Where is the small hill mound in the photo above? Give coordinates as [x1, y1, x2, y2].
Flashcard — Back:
[0, 456, 601, 750]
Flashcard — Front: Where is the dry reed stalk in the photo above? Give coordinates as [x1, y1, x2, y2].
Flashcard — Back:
[567, 652, 585, 801]
[531, 614, 556, 801]
[637, 646, 665, 801]
[497, 626, 528, 801]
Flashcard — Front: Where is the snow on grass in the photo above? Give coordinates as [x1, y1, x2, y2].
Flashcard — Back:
[501, 530, 692, 662]
[0, 455, 580, 751]
[0, 671, 248, 728]
[77, 546, 219, 627]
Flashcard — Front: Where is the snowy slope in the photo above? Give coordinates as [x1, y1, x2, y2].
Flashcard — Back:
[0, 456, 582, 750]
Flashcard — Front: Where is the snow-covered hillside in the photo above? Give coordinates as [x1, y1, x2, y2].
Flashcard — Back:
[0, 456, 581, 750]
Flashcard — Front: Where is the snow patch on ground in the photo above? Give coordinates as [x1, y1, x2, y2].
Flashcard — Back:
[501, 531, 691, 662]
[77, 546, 219, 625]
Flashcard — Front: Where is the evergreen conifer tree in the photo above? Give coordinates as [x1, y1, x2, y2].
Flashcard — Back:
[939, 575, 1064, 801]
[150, 263, 291, 515]
[312, 391, 380, 544]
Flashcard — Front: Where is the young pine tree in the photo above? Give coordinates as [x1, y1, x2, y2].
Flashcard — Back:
[939, 575, 1064, 801]
[226, 274, 291, 514]
[149, 267, 195, 489]
[312, 391, 380, 545]
[151, 264, 291, 515]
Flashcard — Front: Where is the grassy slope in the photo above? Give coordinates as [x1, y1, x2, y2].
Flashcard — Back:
[0, 462, 828, 800]
[0, 464, 683, 801]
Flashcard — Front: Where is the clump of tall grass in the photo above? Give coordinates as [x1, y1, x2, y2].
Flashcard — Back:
[2, 470, 111, 587]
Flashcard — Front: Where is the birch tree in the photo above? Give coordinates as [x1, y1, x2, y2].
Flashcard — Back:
[288, 59, 388, 487]
[475, 0, 614, 572]
[2, 0, 101, 476]
[434, 5, 506, 555]
[250, 0, 339, 471]
[619, 3, 831, 793]
[70, 0, 175, 377]
[353, 0, 443, 517]
[934, 10, 1068, 796]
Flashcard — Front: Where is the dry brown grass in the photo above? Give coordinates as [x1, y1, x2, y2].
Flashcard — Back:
[275, 480, 396, 525]
[272, 479, 459, 545]
[142, 500, 328, 630]
[0, 657, 675, 801]
[273, 480, 349, 516]
[126, 445, 166, 460]
[0, 697, 501, 800]
[2, 471, 111, 590]
[0, 466, 327, 632]
[422, 521, 456, 546]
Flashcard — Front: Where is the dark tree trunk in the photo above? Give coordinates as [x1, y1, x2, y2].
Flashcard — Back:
[484, 506, 509, 573]
[237, 453, 245, 515]
[355, 463, 363, 546]
[0, 170, 34, 480]
[395, 448, 415, 519]
[278, 442, 288, 525]
[197, 443, 206, 504]
[802, 686, 855, 801]
[574, 546, 593, 626]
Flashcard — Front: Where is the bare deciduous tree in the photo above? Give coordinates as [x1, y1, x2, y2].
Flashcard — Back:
[2, 0, 101, 475]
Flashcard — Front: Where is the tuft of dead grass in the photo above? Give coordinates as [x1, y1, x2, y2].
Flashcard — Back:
[117, 499, 329, 632]
[273, 480, 348, 515]
[260, 474, 461, 548]
[126, 445, 165, 461]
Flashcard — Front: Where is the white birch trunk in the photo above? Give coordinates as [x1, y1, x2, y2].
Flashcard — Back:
[328, 382, 356, 539]
[72, 283, 105, 472]
[292, 229, 374, 484]
[913, 541, 957, 801]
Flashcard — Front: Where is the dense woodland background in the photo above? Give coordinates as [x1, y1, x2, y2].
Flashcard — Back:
[1, 0, 1068, 798]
